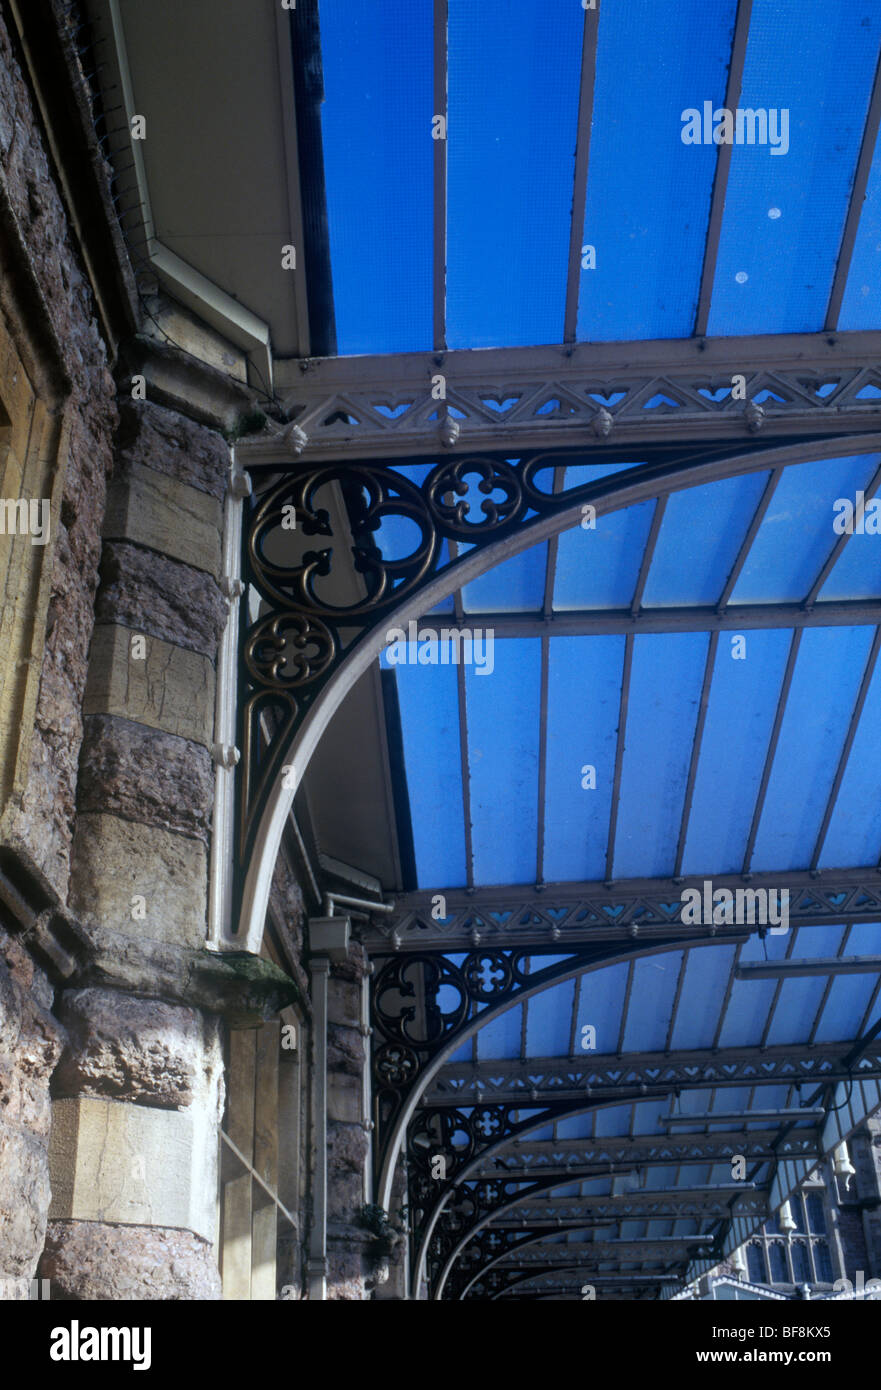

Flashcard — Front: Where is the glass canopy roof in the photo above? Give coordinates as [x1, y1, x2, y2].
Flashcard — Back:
[292, 0, 881, 1300]
[316, 0, 881, 353]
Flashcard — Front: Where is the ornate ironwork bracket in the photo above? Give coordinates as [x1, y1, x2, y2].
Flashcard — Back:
[235, 442, 793, 882]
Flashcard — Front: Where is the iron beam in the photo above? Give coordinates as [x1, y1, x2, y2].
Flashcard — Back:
[426, 1042, 878, 1106]
[364, 867, 881, 951]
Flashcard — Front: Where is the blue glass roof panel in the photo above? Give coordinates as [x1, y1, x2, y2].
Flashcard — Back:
[317, 0, 433, 352]
[669, 947, 738, 1051]
[708, 0, 881, 335]
[461, 542, 548, 612]
[621, 952, 684, 1052]
[465, 637, 541, 884]
[819, 644, 881, 867]
[614, 632, 709, 878]
[682, 627, 792, 876]
[383, 660, 467, 886]
[553, 499, 656, 610]
[751, 625, 876, 872]
[641, 472, 771, 608]
[577, 0, 736, 341]
[446, 0, 583, 348]
[576, 960, 630, 1057]
[474, 1002, 524, 1061]
[526, 978, 576, 1057]
[730, 456, 880, 604]
[543, 636, 626, 882]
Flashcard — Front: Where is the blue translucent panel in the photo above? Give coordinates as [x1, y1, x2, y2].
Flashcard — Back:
[446, 0, 583, 347]
[708, 1, 881, 334]
[842, 922, 881, 954]
[474, 1002, 523, 1061]
[819, 641, 881, 867]
[731, 456, 880, 604]
[676, 1088, 715, 1116]
[555, 1112, 596, 1139]
[461, 542, 547, 612]
[813, 974, 880, 1043]
[553, 500, 656, 609]
[752, 626, 876, 871]
[669, 947, 737, 1050]
[445, 1036, 472, 1065]
[717, 930, 791, 1048]
[385, 663, 466, 887]
[466, 638, 541, 884]
[614, 634, 709, 878]
[593, 1103, 634, 1138]
[631, 1100, 671, 1137]
[621, 953, 684, 1052]
[682, 629, 792, 875]
[577, 0, 736, 340]
[318, 0, 432, 352]
[766, 936, 844, 1046]
[576, 960, 629, 1057]
[819, 531, 881, 601]
[642, 473, 770, 607]
[841, 113, 881, 327]
[543, 636, 626, 882]
[526, 979, 576, 1056]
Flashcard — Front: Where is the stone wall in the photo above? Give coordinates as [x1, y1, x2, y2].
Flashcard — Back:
[0, 926, 65, 1293]
[0, 0, 116, 1290]
[0, 2, 118, 897]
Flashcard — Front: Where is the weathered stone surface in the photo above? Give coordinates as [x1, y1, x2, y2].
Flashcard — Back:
[53, 988, 204, 1108]
[328, 1121, 369, 1173]
[327, 1071, 361, 1125]
[78, 714, 213, 842]
[49, 1090, 222, 1243]
[0, 10, 118, 897]
[116, 399, 229, 502]
[96, 541, 227, 659]
[70, 813, 207, 948]
[0, 927, 65, 1283]
[74, 927, 303, 1026]
[330, 944, 369, 985]
[84, 625, 214, 747]
[0, 929, 66, 1137]
[328, 975, 362, 1026]
[327, 1022, 364, 1077]
[103, 457, 222, 577]
[0, 1119, 51, 1281]
[40, 1220, 222, 1300]
[327, 1124, 368, 1219]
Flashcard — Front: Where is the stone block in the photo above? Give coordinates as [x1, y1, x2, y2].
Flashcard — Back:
[84, 625, 214, 747]
[40, 1220, 221, 1300]
[53, 988, 210, 1109]
[96, 541, 227, 659]
[103, 458, 222, 576]
[116, 400, 229, 502]
[0, 1119, 51, 1280]
[327, 1071, 362, 1125]
[78, 714, 214, 842]
[70, 813, 207, 948]
[328, 975, 362, 1027]
[327, 1022, 365, 1077]
[48, 1094, 219, 1243]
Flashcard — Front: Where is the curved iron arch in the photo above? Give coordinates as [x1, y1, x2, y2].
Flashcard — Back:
[234, 432, 880, 952]
[404, 932, 754, 1292]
